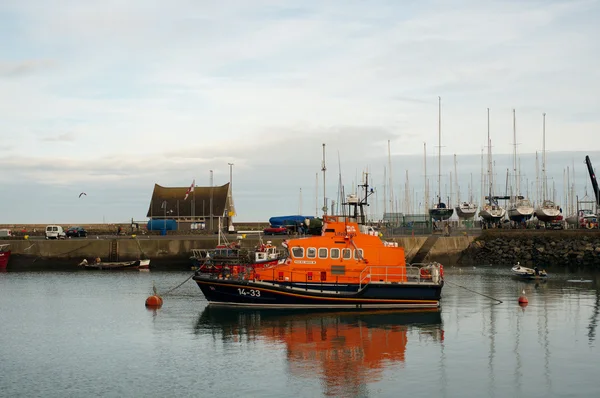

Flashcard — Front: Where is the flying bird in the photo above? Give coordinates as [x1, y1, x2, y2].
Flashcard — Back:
[79, 192, 87, 198]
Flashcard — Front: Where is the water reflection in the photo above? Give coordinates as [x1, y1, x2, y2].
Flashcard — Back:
[196, 308, 443, 396]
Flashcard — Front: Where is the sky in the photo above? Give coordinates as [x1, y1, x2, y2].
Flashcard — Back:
[1, 0, 599, 224]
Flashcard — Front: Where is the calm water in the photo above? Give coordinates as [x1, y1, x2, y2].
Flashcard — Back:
[1, 267, 600, 398]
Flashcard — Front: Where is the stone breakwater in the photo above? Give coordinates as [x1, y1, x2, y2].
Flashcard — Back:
[459, 231, 600, 268]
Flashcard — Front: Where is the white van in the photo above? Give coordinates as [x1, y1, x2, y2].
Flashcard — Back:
[45, 225, 66, 239]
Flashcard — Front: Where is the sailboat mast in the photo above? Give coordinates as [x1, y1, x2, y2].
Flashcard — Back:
[535, 152, 539, 206]
[424, 142, 428, 213]
[470, 173, 474, 203]
[513, 109, 518, 196]
[480, 147, 484, 206]
[454, 154, 459, 205]
[542, 113, 546, 201]
[487, 108, 492, 202]
[438, 96, 442, 204]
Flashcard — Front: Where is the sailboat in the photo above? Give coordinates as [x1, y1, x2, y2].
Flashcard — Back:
[429, 97, 454, 221]
[507, 109, 534, 222]
[479, 108, 506, 224]
[534, 113, 561, 223]
[454, 154, 477, 219]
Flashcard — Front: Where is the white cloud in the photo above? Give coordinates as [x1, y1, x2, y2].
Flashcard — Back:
[0, 0, 599, 221]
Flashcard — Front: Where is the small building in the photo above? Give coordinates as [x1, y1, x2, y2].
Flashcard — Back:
[146, 183, 234, 231]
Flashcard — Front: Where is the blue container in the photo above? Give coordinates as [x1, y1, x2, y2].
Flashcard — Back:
[147, 219, 178, 231]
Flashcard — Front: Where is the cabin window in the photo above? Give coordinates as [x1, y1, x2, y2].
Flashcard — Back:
[331, 265, 346, 275]
[325, 228, 335, 233]
[292, 247, 304, 258]
[318, 248, 328, 259]
[330, 248, 340, 259]
[353, 249, 364, 259]
[342, 248, 352, 260]
[307, 247, 317, 259]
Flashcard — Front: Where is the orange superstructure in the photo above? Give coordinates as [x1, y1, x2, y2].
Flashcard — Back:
[255, 215, 412, 285]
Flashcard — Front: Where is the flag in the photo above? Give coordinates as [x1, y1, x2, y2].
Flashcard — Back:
[184, 179, 195, 201]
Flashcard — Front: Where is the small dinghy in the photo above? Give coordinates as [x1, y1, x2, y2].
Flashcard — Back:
[511, 262, 547, 280]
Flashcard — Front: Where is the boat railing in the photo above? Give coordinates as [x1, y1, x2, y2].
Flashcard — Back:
[359, 263, 443, 290]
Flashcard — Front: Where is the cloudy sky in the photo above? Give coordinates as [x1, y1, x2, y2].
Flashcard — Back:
[1, 0, 599, 224]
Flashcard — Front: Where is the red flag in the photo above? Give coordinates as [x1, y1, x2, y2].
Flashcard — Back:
[184, 179, 195, 201]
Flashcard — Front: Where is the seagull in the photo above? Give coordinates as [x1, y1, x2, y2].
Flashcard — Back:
[79, 192, 87, 198]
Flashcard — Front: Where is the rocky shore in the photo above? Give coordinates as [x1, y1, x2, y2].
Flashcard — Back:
[459, 230, 600, 268]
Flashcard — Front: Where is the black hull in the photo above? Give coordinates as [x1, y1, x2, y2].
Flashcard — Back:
[193, 276, 442, 309]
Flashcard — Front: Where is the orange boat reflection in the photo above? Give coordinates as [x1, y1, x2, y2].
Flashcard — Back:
[197, 308, 443, 396]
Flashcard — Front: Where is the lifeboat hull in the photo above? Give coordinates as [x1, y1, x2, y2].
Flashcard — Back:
[194, 277, 442, 309]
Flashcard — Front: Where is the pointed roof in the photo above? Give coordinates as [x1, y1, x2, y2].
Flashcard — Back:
[146, 183, 230, 218]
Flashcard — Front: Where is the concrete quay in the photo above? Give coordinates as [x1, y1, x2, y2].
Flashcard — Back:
[5, 235, 475, 270]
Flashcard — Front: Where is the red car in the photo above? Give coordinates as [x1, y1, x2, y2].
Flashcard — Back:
[263, 226, 288, 235]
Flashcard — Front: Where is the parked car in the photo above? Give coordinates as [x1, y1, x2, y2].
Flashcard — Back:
[45, 225, 66, 239]
[66, 226, 87, 238]
[263, 226, 289, 235]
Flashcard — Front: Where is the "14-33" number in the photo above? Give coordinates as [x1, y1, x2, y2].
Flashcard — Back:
[237, 288, 261, 297]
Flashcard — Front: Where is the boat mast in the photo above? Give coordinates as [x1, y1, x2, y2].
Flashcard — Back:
[513, 109, 518, 198]
[470, 173, 474, 203]
[322, 143, 327, 215]
[454, 154, 459, 205]
[424, 142, 428, 213]
[542, 113, 547, 202]
[480, 147, 484, 206]
[535, 152, 539, 206]
[438, 96, 442, 205]
[405, 170, 410, 214]
[487, 108, 492, 204]
[315, 172, 318, 217]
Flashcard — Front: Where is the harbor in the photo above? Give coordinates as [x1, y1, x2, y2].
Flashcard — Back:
[3, 267, 600, 397]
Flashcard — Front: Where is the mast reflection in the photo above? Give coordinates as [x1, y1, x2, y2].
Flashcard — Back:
[196, 308, 443, 396]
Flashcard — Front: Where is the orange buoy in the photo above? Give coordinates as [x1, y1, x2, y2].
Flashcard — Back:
[518, 290, 528, 304]
[145, 295, 163, 307]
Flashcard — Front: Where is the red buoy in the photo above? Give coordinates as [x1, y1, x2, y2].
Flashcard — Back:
[518, 290, 528, 304]
[145, 295, 163, 307]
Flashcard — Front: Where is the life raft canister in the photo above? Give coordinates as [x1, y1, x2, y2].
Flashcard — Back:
[439, 263, 444, 278]
[420, 268, 431, 279]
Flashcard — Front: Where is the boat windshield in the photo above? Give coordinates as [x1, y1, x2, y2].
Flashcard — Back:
[517, 199, 532, 207]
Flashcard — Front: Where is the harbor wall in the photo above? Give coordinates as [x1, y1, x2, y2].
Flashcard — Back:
[5, 235, 474, 270]
[459, 230, 600, 268]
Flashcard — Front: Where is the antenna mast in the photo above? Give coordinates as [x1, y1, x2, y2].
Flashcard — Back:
[388, 140, 393, 214]
[322, 143, 327, 215]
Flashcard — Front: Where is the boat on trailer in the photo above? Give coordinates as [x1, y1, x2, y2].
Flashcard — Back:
[193, 177, 444, 309]
[511, 262, 547, 280]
